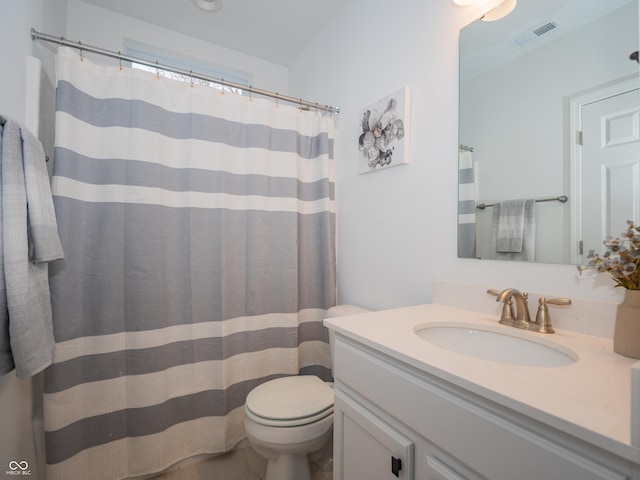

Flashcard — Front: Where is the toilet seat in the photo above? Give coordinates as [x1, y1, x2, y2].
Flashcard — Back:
[245, 376, 334, 427]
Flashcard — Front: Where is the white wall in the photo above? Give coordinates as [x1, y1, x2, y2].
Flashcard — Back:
[288, 0, 633, 312]
[1, 1, 65, 124]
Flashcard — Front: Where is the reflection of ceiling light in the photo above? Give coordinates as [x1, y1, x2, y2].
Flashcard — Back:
[192, 0, 222, 12]
[481, 0, 517, 21]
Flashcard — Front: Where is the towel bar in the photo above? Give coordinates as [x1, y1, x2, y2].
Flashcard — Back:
[477, 195, 568, 210]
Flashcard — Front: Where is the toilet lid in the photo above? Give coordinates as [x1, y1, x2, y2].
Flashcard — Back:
[245, 376, 334, 426]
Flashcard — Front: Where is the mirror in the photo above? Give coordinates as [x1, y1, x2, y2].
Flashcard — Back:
[458, 0, 639, 264]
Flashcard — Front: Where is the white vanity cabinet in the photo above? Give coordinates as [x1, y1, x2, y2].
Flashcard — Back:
[332, 335, 637, 480]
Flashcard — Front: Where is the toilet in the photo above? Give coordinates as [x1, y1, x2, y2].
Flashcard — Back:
[243, 305, 370, 480]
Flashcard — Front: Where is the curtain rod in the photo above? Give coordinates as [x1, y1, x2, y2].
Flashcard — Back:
[31, 28, 340, 115]
[476, 195, 568, 210]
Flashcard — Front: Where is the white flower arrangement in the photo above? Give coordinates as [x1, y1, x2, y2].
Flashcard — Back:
[578, 221, 640, 290]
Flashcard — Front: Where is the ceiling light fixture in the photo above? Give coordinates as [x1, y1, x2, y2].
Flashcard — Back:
[481, 0, 517, 21]
[192, 0, 222, 12]
[452, 0, 517, 21]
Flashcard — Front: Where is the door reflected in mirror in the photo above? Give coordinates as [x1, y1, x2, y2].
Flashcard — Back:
[458, 0, 639, 265]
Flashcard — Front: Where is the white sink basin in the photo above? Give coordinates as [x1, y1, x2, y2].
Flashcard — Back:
[414, 322, 578, 367]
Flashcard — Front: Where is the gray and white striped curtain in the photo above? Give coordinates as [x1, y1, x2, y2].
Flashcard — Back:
[457, 149, 476, 258]
[45, 47, 336, 480]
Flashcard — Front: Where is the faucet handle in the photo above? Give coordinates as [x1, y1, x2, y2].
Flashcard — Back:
[532, 297, 571, 334]
[546, 297, 572, 306]
[486, 289, 529, 300]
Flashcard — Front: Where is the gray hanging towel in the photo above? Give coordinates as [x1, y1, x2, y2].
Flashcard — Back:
[492, 198, 536, 261]
[0, 116, 64, 377]
[495, 198, 526, 253]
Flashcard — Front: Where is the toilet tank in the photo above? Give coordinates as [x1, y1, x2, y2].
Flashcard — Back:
[325, 305, 371, 376]
[326, 305, 371, 318]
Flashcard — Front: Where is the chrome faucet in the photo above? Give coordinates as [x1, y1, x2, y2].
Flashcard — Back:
[495, 288, 531, 329]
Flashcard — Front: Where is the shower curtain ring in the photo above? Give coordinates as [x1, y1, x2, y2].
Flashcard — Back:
[156, 60, 160, 80]
[118, 52, 123, 70]
[189, 70, 194, 87]
[78, 41, 83, 61]
[276, 93, 279, 107]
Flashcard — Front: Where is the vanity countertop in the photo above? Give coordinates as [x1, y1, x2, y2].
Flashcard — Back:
[324, 303, 640, 463]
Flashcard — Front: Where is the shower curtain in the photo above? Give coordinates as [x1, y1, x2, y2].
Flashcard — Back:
[457, 149, 476, 258]
[44, 47, 336, 480]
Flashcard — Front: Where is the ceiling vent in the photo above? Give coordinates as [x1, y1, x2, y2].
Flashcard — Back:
[511, 19, 560, 47]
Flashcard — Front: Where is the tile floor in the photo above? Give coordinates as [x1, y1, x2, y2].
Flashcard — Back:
[148, 440, 333, 480]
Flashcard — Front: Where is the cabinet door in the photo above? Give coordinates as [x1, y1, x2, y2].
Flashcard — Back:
[425, 455, 470, 480]
[334, 390, 414, 480]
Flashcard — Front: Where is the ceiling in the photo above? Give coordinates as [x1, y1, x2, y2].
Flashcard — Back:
[78, 0, 347, 66]
[460, 0, 635, 81]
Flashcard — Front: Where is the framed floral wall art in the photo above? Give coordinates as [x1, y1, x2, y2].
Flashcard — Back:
[358, 87, 410, 174]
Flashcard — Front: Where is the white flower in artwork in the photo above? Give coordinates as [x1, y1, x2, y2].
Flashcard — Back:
[358, 97, 405, 171]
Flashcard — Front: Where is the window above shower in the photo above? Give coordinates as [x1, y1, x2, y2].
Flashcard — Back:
[124, 40, 252, 96]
